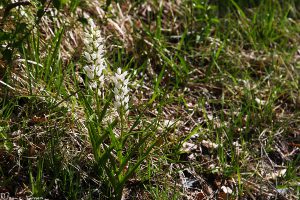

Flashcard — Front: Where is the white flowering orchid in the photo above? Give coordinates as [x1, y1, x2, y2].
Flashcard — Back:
[82, 18, 106, 96]
[113, 68, 130, 116]
[82, 17, 131, 116]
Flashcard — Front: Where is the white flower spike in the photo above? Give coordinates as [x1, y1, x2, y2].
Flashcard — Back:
[82, 17, 106, 96]
[113, 68, 130, 116]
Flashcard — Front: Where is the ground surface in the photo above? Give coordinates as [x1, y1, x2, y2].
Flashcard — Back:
[0, 0, 300, 199]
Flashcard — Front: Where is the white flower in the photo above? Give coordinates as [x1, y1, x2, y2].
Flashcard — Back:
[221, 186, 233, 194]
[113, 68, 130, 116]
[90, 81, 98, 89]
[82, 17, 106, 96]
[84, 65, 95, 79]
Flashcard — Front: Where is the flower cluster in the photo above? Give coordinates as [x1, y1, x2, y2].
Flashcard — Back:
[82, 17, 130, 117]
[83, 18, 106, 96]
[112, 68, 130, 116]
